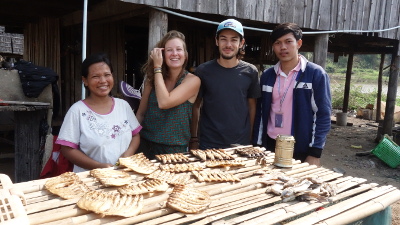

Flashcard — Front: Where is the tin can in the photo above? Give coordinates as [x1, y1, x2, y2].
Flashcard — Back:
[274, 135, 295, 167]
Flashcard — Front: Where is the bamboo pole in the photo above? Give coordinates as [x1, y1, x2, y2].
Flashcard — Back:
[190, 196, 284, 225]
[210, 192, 269, 211]
[329, 183, 379, 202]
[228, 206, 289, 225]
[41, 213, 104, 225]
[202, 176, 261, 195]
[239, 184, 387, 225]
[239, 203, 310, 225]
[336, 177, 367, 193]
[29, 207, 89, 225]
[320, 189, 400, 225]
[265, 202, 322, 225]
[319, 173, 344, 183]
[108, 194, 270, 225]
[312, 170, 334, 177]
[328, 176, 354, 185]
[210, 188, 267, 206]
[25, 198, 78, 214]
[291, 167, 326, 178]
[284, 165, 318, 176]
[285, 185, 397, 225]
[96, 208, 175, 225]
[132, 191, 278, 225]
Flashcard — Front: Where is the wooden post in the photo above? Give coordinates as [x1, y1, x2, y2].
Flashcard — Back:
[14, 110, 46, 183]
[376, 54, 385, 121]
[313, 34, 329, 69]
[382, 54, 400, 136]
[148, 9, 168, 54]
[342, 53, 354, 113]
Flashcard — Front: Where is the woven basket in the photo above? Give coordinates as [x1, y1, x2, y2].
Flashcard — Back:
[371, 135, 400, 168]
[0, 174, 29, 225]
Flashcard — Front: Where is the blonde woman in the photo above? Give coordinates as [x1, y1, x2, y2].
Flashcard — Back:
[136, 30, 200, 159]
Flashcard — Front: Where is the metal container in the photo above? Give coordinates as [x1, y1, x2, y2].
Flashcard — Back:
[274, 135, 295, 168]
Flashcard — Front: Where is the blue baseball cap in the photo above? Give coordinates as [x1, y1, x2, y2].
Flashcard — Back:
[216, 19, 244, 37]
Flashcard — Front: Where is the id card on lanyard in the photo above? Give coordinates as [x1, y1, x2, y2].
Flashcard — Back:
[275, 72, 298, 128]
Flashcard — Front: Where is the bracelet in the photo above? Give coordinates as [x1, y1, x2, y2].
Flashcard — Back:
[153, 67, 162, 73]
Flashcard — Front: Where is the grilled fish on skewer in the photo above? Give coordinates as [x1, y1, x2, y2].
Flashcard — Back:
[214, 149, 235, 160]
[167, 185, 211, 214]
[160, 162, 204, 172]
[45, 172, 91, 199]
[155, 153, 190, 164]
[236, 146, 268, 158]
[77, 190, 144, 217]
[117, 179, 169, 195]
[146, 169, 190, 185]
[192, 171, 240, 182]
[190, 149, 207, 161]
[90, 167, 132, 187]
[206, 160, 246, 168]
[119, 153, 158, 174]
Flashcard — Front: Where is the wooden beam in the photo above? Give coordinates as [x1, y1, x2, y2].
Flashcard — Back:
[342, 53, 354, 113]
[376, 54, 385, 122]
[313, 34, 329, 69]
[328, 46, 396, 54]
[382, 55, 400, 135]
[334, 52, 340, 62]
[148, 9, 168, 54]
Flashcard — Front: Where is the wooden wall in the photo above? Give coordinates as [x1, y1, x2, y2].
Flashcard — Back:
[24, 18, 61, 75]
[122, 0, 400, 54]
[60, 22, 125, 117]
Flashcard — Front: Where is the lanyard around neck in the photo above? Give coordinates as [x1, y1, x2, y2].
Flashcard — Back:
[278, 71, 298, 111]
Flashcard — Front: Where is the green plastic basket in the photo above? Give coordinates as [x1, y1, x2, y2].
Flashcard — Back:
[371, 135, 400, 168]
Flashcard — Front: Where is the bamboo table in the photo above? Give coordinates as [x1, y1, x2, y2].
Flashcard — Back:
[5, 146, 400, 225]
[0, 101, 50, 183]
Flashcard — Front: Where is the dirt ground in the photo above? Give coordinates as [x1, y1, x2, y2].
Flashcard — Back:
[323, 115, 400, 224]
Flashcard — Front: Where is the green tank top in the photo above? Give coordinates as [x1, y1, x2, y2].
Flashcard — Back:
[141, 71, 192, 146]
